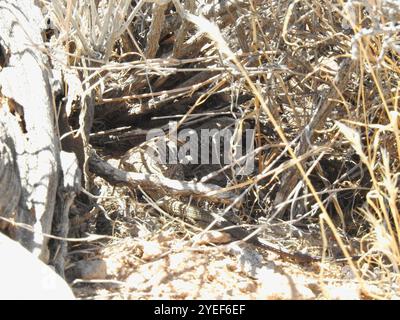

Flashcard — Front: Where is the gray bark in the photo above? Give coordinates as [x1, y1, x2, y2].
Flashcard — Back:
[0, 0, 79, 274]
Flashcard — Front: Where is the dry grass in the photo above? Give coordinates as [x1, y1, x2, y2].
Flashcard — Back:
[43, 0, 400, 298]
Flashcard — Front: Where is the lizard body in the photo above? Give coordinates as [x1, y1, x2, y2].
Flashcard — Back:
[120, 118, 318, 263]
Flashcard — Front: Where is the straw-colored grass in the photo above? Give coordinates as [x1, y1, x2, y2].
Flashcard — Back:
[42, 0, 400, 298]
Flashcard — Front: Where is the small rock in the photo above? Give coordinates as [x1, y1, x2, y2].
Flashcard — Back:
[72, 259, 107, 280]
[229, 245, 263, 278]
[194, 231, 231, 245]
[237, 279, 257, 293]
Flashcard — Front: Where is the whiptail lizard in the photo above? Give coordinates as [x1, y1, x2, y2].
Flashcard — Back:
[120, 118, 319, 264]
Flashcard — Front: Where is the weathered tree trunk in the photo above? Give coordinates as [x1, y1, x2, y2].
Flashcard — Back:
[0, 0, 80, 279]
